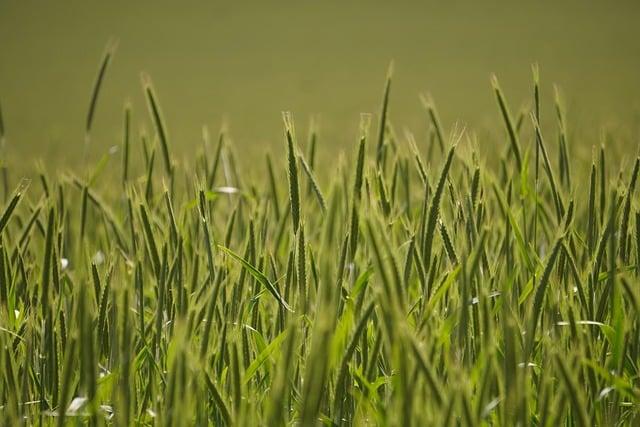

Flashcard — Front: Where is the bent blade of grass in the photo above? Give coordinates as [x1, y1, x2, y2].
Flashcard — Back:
[142, 73, 173, 177]
[298, 153, 326, 212]
[531, 114, 564, 222]
[419, 93, 446, 153]
[243, 328, 288, 384]
[86, 39, 117, 134]
[0, 179, 29, 236]
[218, 245, 292, 312]
[491, 74, 522, 171]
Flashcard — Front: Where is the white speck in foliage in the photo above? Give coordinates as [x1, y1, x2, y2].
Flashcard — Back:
[93, 251, 105, 265]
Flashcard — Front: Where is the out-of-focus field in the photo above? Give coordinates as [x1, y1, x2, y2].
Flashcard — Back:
[1, 0, 639, 168]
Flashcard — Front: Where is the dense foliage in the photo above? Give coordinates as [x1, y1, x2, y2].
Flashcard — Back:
[1, 64, 639, 425]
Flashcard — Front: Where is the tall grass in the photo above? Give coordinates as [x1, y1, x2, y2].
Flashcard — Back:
[0, 64, 639, 426]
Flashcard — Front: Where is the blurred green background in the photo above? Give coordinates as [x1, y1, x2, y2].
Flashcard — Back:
[1, 0, 639, 168]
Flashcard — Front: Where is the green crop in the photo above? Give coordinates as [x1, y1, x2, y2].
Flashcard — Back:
[0, 56, 639, 426]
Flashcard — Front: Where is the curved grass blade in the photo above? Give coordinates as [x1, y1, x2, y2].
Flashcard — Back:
[491, 75, 522, 171]
[142, 73, 173, 176]
[86, 39, 116, 134]
[243, 328, 288, 384]
[299, 153, 326, 212]
[419, 93, 445, 153]
[0, 179, 29, 236]
[218, 245, 292, 312]
[531, 114, 564, 222]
